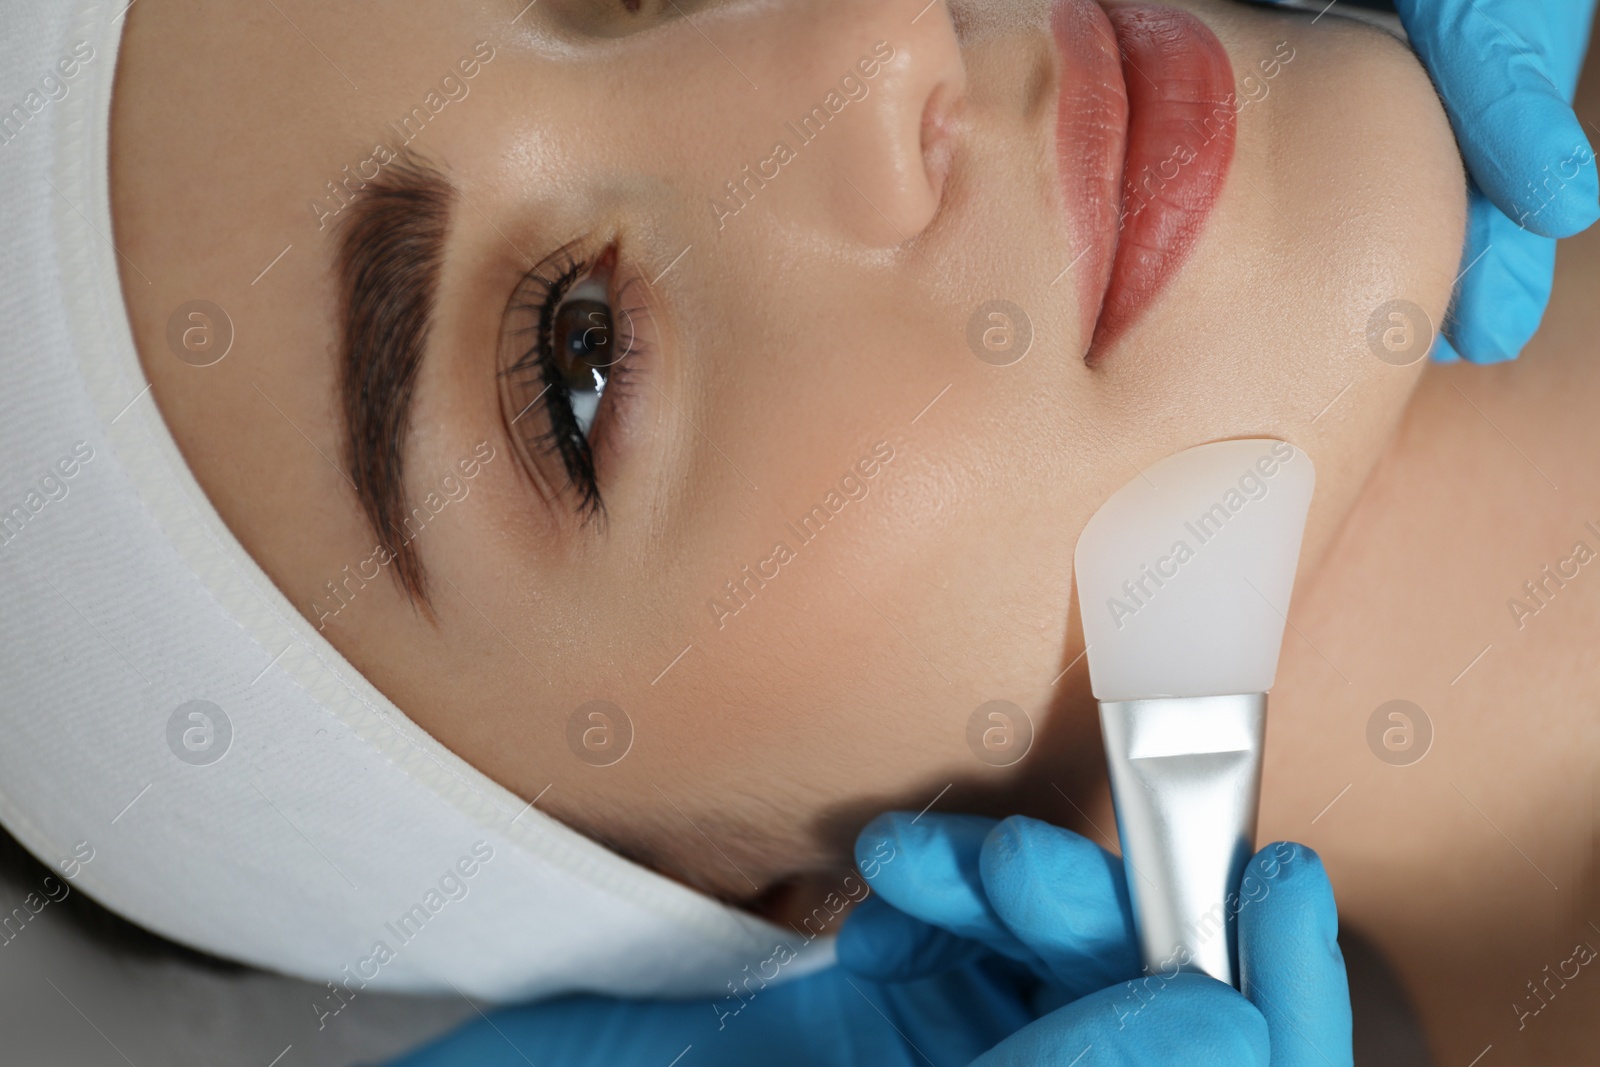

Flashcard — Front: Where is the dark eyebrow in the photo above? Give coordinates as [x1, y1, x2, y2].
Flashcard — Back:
[335, 149, 454, 611]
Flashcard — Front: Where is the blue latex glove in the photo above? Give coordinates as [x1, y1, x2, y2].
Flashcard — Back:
[840, 813, 1352, 1066]
[1266, 0, 1599, 362]
[1400, 0, 1599, 362]
[380, 813, 1350, 1066]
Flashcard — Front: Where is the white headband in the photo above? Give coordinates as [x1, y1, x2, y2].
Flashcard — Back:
[0, 0, 830, 1002]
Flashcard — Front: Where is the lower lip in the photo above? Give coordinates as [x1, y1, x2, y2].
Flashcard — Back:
[1052, 1, 1237, 359]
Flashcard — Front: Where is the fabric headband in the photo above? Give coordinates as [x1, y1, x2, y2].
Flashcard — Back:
[0, 0, 831, 1002]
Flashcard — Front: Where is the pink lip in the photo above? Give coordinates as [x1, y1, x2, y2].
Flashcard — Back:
[1051, 0, 1237, 361]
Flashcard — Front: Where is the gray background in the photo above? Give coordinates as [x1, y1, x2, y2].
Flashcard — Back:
[0, 857, 477, 1067]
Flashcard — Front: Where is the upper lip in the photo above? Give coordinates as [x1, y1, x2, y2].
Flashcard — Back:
[1050, 0, 1130, 353]
[1051, 0, 1239, 360]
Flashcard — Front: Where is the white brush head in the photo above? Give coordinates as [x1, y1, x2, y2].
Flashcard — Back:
[1073, 439, 1316, 702]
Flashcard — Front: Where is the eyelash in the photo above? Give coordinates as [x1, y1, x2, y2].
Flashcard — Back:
[501, 245, 650, 519]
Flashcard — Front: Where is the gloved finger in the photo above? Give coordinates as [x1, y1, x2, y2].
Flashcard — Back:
[837, 892, 988, 981]
[1395, 0, 1599, 238]
[853, 812, 1034, 965]
[978, 815, 1142, 998]
[971, 973, 1270, 1067]
[1445, 188, 1559, 362]
[1238, 843, 1353, 1067]
[1427, 332, 1460, 364]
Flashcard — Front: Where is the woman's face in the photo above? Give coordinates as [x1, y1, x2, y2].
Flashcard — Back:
[111, 0, 1463, 901]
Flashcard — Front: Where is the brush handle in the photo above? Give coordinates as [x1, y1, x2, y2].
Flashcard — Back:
[1098, 693, 1266, 988]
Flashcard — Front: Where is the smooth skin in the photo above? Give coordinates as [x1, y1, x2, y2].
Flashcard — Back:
[110, 0, 1462, 904]
[108, 0, 1600, 1061]
[1264, 0, 1600, 363]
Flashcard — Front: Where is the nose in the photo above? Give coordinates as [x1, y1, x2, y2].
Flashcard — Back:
[705, 0, 967, 248]
[814, 0, 967, 246]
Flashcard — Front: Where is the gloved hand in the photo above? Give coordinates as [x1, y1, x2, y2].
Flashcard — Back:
[1266, 0, 1599, 362]
[839, 813, 1353, 1066]
[1401, 0, 1598, 363]
[378, 813, 1349, 1066]
[375, 946, 1035, 1067]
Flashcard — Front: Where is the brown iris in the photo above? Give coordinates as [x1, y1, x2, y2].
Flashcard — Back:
[552, 297, 613, 382]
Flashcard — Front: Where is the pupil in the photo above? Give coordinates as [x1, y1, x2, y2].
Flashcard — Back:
[554, 298, 611, 386]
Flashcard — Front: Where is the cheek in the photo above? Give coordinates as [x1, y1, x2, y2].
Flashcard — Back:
[670, 239, 1123, 753]
[686, 432, 1081, 771]
[635, 392, 1091, 811]
[1078, 15, 1461, 522]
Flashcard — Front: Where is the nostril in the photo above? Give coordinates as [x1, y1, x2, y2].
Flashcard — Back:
[921, 82, 960, 204]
